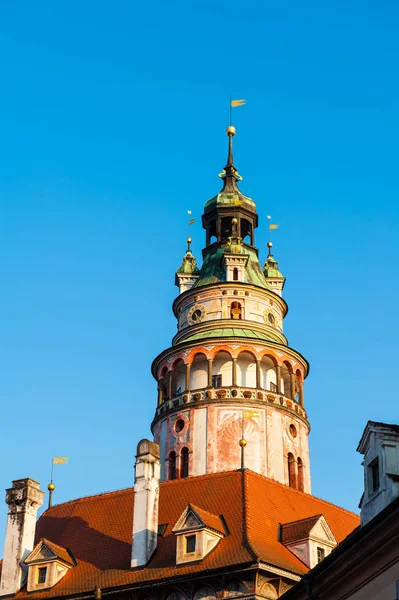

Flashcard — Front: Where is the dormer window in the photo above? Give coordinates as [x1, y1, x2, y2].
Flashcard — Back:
[280, 514, 336, 569]
[24, 538, 75, 592]
[370, 458, 379, 493]
[185, 534, 196, 553]
[173, 504, 225, 565]
[37, 567, 47, 584]
[316, 547, 325, 563]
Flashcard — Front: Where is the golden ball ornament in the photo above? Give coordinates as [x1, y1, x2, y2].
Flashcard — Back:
[48, 483, 55, 491]
[226, 125, 236, 137]
[239, 438, 247, 447]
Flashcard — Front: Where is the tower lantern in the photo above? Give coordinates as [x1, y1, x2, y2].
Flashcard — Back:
[152, 126, 310, 493]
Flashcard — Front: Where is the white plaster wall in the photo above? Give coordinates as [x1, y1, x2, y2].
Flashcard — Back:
[191, 357, 208, 389]
[267, 409, 285, 484]
[192, 408, 207, 476]
[213, 354, 232, 386]
[237, 354, 257, 387]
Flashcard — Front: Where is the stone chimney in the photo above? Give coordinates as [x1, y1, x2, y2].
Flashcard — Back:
[131, 439, 161, 568]
[0, 478, 44, 596]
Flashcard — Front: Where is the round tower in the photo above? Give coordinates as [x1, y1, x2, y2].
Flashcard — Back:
[151, 126, 311, 493]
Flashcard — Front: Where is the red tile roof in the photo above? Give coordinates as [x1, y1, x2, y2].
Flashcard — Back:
[11, 470, 359, 599]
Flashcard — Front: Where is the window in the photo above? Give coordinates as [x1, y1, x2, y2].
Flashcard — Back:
[288, 453, 297, 489]
[37, 567, 47, 584]
[175, 419, 185, 433]
[317, 547, 325, 563]
[185, 534, 196, 553]
[233, 267, 239, 281]
[181, 447, 189, 478]
[269, 381, 277, 392]
[212, 375, 222, 387]
[371, 458, 380, 493]
[169, 451, 177, 480]
[297, 457, 304, 492]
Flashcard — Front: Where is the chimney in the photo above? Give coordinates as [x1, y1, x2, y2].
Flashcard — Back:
[0, 478, 44, 596]
[131, 439, 161, 568]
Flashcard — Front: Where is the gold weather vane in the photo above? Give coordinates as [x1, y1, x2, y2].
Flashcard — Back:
[267, 215, 279, 244]
[187, 210, 196, 239]
[229, 98, 246, 125]
[48, 456, 69, 509]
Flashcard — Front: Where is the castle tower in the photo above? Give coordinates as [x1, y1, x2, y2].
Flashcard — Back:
[152, 126, 310, 493]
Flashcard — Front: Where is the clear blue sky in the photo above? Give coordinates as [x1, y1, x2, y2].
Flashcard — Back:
[0, 1, 398, 531]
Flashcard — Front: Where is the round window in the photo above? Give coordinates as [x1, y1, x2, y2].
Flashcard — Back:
[191, 309, 202, 322]
[268, 312, 275, 325]
[289, 424, 297, 438]
[175, 419, 185, 433]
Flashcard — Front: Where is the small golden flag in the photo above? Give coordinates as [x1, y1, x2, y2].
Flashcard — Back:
[53, 457, 68, 465]
[269, 224, 279, 230]
[243, 410, 258, 419]
[189, 218, 196, 226]
[231, 99, 246, 108]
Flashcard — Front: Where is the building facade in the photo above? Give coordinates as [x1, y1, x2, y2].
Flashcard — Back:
[0, 126, 361, 600]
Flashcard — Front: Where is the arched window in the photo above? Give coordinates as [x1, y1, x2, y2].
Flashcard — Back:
[169, 451, 177, 480]
[297, 457, 304, 492]
[181, 447, 189, 478]
[233, 267, 238, 281]
[288, 452, 297, 489]
[231, 301, 242, 320]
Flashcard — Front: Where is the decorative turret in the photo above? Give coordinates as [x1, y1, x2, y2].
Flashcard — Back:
[152, 125, 310, 495]
[175, 238, 199, 294]
[202, 127, 258, 247]
[263, 241, 285, 296]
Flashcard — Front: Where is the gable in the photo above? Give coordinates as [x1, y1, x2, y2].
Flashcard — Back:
[25, 542, 57, 564]
[309, 516, 336, 545]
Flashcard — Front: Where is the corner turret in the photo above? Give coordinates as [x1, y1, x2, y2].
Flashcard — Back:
[175, 238, 199, 294]
[263, 241, 285, 296]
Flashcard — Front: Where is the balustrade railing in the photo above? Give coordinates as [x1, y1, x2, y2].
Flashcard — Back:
[154, 386, 307, 420]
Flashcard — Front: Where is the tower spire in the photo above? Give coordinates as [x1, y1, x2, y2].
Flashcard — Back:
[219, 126, 242, 195]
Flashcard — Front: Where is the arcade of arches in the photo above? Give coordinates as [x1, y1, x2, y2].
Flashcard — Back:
[157, 350, 304, 407]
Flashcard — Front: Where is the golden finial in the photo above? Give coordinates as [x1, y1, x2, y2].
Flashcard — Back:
[226, 125, 236, 137]
[48, 482, 55, 491]
[232, 217, 238, 224]
[239, 438, 247, 447]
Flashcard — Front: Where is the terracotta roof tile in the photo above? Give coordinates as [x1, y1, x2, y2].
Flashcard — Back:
[10, 470, 359, 599]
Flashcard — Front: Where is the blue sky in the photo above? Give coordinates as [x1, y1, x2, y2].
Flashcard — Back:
[0, 0, 398, 530]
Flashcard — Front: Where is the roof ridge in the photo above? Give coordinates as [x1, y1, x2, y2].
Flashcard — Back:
[241, 470, 259, 562]
[41, 486, 134, 512]
[160, 469, 241, 487]
[245, 469, 359, 518]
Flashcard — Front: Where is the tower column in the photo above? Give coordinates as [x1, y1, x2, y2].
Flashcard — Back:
[157, 385, 162, 406]
[185, 363, 191, 392]
[276, 365, 282, 394]
[299, 384, 304, 407]
[290, 373, 296, 400]
[207, 359, 213, 387]
[232, 358, 237, 386]
[256, 360, 261, 389]
[216, 218, 222, 242]
[168, 371, 173, 399]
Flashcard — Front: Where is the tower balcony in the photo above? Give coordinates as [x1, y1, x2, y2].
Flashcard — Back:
[152, 386, 308, 429]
